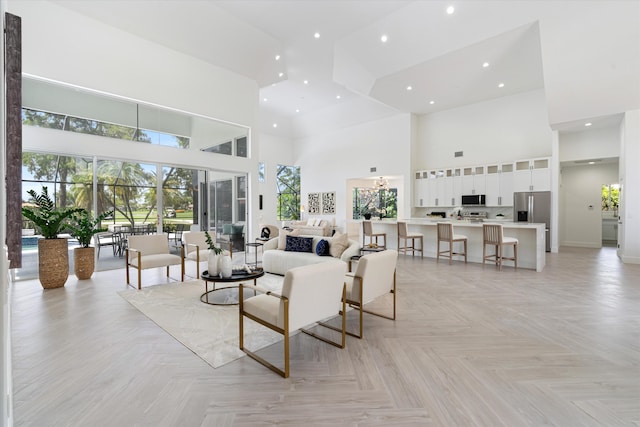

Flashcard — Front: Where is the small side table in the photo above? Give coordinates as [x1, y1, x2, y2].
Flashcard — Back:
[245, 242, 264, 268]
[350, 247, 385, 271]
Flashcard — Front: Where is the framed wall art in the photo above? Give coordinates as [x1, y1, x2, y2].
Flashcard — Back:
[322, 191, 336, 214]
[307, 192, 321, 214]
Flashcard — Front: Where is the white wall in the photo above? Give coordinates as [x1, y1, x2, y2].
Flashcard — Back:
[560, 126, 620, 162]
[8, 1, 258, 128]
[8, 0, 263, 239]
[559, 163, 618, 248]
[416, 90, 553, 169]
[619, 110, 640, 263]
[293, 114, 411, 230]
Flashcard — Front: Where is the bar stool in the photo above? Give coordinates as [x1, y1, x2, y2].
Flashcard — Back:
[362, 220, 386, 249]
[397, 221, 423, 257]
[482, 223, 518, 271]
[436, 222, 467, 264]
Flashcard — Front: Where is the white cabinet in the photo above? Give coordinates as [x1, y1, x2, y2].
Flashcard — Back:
[462, 166, 485, 195]
[514, 158, 551, 192]
[442, 168, 461, 207]
[450, 168, 462, 206]
[486, 163, 514, 206]
[425, 170, 446, 207]
[413, 171, 428, 207]
[499, 163, 514, 205]
[602, 219, 618, 241]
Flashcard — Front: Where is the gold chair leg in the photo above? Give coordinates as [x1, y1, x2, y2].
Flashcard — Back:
[321, 275, 396, 339]
[240, 296, 291, 378]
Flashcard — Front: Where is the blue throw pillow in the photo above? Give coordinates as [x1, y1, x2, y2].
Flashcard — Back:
[285, 235, 313, 253]
[315, 239, 330, 256]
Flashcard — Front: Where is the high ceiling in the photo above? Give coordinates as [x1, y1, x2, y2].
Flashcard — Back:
[54, 0, 640, 138]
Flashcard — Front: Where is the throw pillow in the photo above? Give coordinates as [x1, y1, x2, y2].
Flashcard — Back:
[278, 228, 300, 250]
[329, 232, 350, 258]
[285, 235, 313, 253]
[306, 218, 315, 226]
[315, 239, 331, 256]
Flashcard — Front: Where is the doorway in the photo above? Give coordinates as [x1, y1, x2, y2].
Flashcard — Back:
[601, 183, 619, 247]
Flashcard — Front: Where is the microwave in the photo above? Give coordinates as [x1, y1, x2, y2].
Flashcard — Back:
[461, 194, 486, 206]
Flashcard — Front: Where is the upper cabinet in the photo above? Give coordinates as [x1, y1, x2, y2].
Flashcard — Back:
[413, 170, 428, 207]
[415, 157, 549, 208]
[513, 157, 551, 192]
[485, 163, 514, 206]
[461, 166, 485, 195]
[446, 168, 462, 207]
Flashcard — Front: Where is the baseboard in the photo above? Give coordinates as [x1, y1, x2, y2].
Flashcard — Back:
[620, 255, 640, 264]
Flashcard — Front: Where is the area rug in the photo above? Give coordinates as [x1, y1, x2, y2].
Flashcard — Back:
[119, 274, 284, 368]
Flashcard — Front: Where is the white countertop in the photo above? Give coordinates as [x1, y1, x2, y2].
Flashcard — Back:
[354, 219, 544, 229]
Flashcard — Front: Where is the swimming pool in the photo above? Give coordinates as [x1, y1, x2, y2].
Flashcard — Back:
[21, 235, 40, 251]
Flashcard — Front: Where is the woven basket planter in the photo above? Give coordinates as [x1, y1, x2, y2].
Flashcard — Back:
[74, 247, 95, 280]
[38, 238, 69, 289]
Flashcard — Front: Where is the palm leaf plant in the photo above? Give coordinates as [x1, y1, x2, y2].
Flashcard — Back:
[21, 186, 84, 239]
[67, 209, 114, 248]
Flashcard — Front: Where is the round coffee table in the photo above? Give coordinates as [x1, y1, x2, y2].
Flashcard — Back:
[200, 269, 265, 305]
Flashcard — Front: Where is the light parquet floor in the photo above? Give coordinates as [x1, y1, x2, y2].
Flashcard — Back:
[10, 246, 640, 426]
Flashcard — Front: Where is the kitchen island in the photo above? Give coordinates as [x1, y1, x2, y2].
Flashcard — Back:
[349, 219, 546, 272]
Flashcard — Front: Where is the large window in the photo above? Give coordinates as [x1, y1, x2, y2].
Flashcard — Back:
[22, 153, 93, 212]
[22, 107, 190, 148]
[352, 187, 398, 219]
[162, 165, 199, 224]
[276, 165, 300, 220]
[602, 184, 620, 212]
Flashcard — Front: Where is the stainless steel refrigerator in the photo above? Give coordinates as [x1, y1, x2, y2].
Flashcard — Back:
[513, 191, 551, 252]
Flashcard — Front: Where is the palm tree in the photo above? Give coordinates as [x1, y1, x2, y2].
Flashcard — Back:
[97, 160, 153, 226]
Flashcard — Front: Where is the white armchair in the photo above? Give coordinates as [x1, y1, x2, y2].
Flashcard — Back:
[181, 231, 210, 278]
[239, 261, 347, 378]
[325, 249, 397, 339]
[126, 234, 184, 289]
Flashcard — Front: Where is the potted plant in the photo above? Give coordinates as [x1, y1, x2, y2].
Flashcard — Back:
[67, 209, 114, 279]
[21, 187, 84, 288]
[204, 231, 223, 276]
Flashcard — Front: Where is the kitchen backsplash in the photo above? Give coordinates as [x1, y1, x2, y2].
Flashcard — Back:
[414, 206, 513, 219]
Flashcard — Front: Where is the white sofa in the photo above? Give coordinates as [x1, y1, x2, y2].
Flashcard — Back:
[290, 219, 331, 236]
[262, 234, 360, 275]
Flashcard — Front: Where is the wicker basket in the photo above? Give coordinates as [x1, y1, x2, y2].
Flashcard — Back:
[74, 247, 95, 280]
[38, 238, 69, 289]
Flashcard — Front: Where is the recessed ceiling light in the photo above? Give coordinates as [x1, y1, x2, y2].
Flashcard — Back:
[446, 5, 455, 14]
[406, 85, 413, 91]
[429, 100, 435, 105]
[588, 161, 595, 165]
[272, 123, 278, 128]
[381, 34, 388, 43]
[275, 54, 280, 61]
[263, 98, 268, 102]
[314, 32, 320, 39]
[295, 109, 300, 113]
[482, 62, 490, 68]
[336, 95, 341, 99]
[278, 72, 284, 77]
[498, 83, 505, 88]
[585, 122, 592, 127]
[303, 80, 309, 85]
